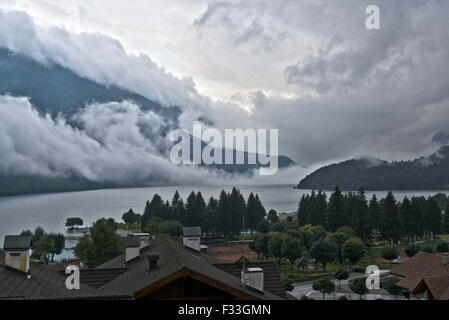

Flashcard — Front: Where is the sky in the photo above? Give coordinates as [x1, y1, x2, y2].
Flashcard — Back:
[0, 0, 449, 184]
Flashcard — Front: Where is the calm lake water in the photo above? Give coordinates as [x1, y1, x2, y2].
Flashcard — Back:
[1, 185, 448, 245]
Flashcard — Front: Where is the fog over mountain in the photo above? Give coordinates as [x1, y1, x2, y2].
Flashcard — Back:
[1, 1, 449, 191]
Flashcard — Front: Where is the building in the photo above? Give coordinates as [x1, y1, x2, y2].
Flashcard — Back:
[1, 234, 289, 300]
[391, 251, 449, 300]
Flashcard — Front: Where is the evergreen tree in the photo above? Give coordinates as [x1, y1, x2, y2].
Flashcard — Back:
[327, 186, 345, 232]
[379, 192, 401, 244]
[424, 197, 442, 238]
[352, 188, 372, 250]
[400, 197, 413, 243]
[368, 195, 380, 235]
[217, 190, 231, 237]
[185, 191, 198, 227]
[229, 188, 246, 236]
[141, 194, 165, 231]
[297, 194, 309, 227]
[443, 203, 449, 234]
[246, 193, 258, 232]
[170, 191, 185, 222]
[254, 194, 267, 229]
[206, 196, 219, 236]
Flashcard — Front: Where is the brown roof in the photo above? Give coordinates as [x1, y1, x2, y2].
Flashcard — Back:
[422, 276, 449, 300]
[94, 237, 282, 300]
[1, 237, 285, 300]
[0, 253, 118, 300]
[391, 251, 449, 293]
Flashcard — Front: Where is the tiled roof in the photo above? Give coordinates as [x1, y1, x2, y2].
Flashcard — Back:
[213, 261, 287, 299]
[423, 276, 449, 300]
[95, 237, 282, 300]
[3, 236, 32, 250]
[391, 251, 449, 293]
[0, 253, 118, 300]
[1, 237, 284, 300]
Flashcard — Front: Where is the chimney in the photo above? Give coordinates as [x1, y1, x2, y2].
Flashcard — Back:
[3, 235, 32, 275]
[147, 252, 160, 271]
[132, 233, 150, 249]
[241, 267, 264, 293]
[183, 227, 201, 252]
[442, 253, 449, 265]
[125, 236, 141, 263]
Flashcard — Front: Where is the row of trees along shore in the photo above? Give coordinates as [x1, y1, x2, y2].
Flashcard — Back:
[298, 187, 449, 248]
[123, 188, 268, 238]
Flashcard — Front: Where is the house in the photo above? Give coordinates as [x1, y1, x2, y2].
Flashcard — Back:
[390, 251, 449, 300]
[1, 234, 289, 300]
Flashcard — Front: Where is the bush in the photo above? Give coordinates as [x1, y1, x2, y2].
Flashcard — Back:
[422, 244, 434, 253]
[282, 278, 294, 292]
[338, 295, 348, 300]
[300, 295, 309, 300]
[405, 244, 420, 257]
[437, 242, 449, 253]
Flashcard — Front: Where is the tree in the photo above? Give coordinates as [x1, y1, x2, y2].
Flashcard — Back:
[48, 233, 65, 262]
[437, 242, 449, 253]
[267, 209, 279, 224]
[379, 192, 401, 244]
[350, 277, 369, 299]
[328, 231, 351, 264]
[443, 207, 449, 235]
[282, 278, 294, 292]
[271, 223, 285, 233]
[382, 246, 399, 266]
[351, 188, 372, 250]
[327, 186, 346, 232]
[268, 233, 284, 266]
[32, 234, 55, 264]
[334, 268, 350, 288]
[383, 277, 402, 299]
[122, 209, 138, 228]
[405, 244, 420, 257]
[312, 278, 335, 300]
[160, 221, 184, 238]
[310, 239, 337, 271]
[400, 197, 413, 243]
[342, 238, 366, 265]
[246, 193, 259, 232]
[256, 220, 270, 233]
[170, 191, 185, 222]
[282, 236, 302, 271]
[256, 233, 270, 260]
[141, 194, 165, 231]
[65, 217, 84, 230]
[299, 224, 326, 251]
[424, 198, 442, 238]
[76, 218, 123, 268]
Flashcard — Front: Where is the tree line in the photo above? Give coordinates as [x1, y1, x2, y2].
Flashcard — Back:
[124, 188, 268, 238]
[298, 187, 449, 247]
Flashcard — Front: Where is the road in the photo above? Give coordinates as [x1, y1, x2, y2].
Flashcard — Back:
[289, 270, 403, 300]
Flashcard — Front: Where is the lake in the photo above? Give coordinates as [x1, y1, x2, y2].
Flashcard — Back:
[1, 185, 448, 244]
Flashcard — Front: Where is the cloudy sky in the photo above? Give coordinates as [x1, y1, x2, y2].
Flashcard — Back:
[1, 0, 449, 184]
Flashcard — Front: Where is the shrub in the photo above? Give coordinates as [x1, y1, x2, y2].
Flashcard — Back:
[437, 242, 449, 253]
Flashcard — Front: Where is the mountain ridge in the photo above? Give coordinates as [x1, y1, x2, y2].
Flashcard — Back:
[297, 146, 449, 191]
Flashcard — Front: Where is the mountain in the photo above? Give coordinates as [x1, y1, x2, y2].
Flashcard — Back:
[297, 146, 449, 191]
[0, 48, 296, 196]
[0, 48, 180, 120]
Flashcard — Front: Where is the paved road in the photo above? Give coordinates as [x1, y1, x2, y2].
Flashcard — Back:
[290, 271, 403, 300]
